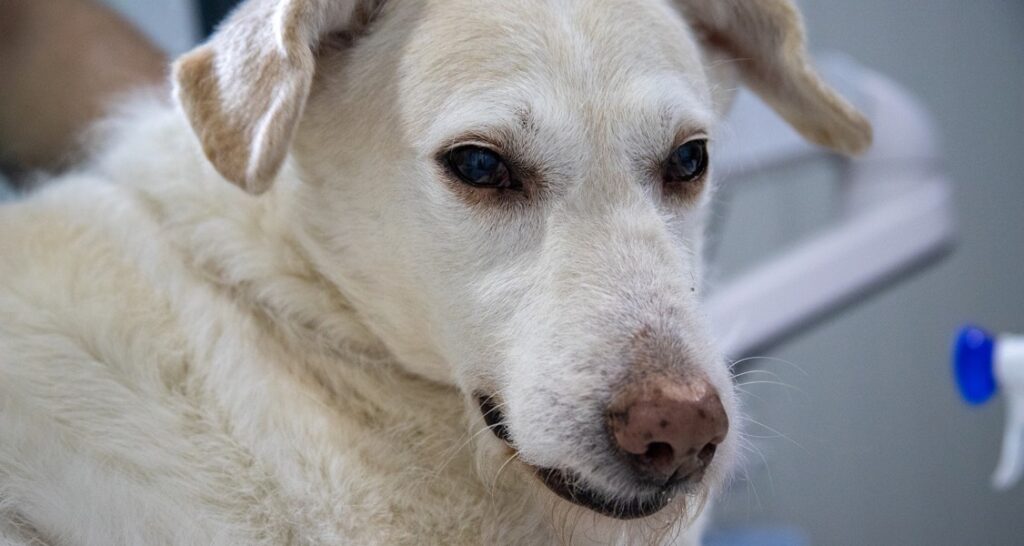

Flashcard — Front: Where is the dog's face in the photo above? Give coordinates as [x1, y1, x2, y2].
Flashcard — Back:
[174, 0, 870, 523]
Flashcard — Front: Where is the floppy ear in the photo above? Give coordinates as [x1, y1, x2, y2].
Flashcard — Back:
[677, 0, 872, 156]
[173, 0, 365, 193]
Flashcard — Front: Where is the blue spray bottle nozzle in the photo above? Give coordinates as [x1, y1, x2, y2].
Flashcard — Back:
[953, 324, 1024, 490]
[954, 325, 997, 405]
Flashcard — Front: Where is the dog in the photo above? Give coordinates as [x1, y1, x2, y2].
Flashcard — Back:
[0, 0, 871, 544]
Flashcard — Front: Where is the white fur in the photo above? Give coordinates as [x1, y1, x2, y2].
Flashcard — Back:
[0, 0, 869, 544]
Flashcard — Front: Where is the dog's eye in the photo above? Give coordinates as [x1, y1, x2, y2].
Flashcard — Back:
[665, 139, 708, 184]
[446, 146, 520, 190]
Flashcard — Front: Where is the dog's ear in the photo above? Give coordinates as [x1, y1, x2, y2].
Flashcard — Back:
[676, 0, 872, 156]
[173, 0, 370, 193]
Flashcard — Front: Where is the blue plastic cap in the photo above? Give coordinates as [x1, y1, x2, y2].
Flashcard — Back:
[954, 325, 997, 405]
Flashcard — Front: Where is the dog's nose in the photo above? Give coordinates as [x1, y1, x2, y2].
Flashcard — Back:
[607, 376, 728, 484]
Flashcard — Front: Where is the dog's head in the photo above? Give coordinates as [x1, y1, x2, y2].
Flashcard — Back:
[174, 0, 869, 524]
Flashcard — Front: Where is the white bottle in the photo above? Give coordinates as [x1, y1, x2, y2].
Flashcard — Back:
[955, 326, 1024, 490]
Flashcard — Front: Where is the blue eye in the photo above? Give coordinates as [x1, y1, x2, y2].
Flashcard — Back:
[666, 139, 708, 183]
[446, 146, 519, 190]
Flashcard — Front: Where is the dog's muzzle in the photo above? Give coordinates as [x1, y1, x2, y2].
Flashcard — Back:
[476, 384, 726, 520]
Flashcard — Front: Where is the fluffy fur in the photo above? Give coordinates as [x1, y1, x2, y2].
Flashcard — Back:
[0, 0, 869, 544]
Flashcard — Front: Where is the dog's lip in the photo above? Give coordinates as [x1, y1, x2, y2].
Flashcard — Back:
[477, 393, 513, 444]
[535, 465, 677, 520]
[475, 393, 678, 520]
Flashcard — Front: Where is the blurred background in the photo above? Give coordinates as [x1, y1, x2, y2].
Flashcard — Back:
[708, 2, 1024, 545]
[4, 1, 1023, 544]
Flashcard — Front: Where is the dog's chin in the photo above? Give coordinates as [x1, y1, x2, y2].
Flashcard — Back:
[476, 394, 688, 520]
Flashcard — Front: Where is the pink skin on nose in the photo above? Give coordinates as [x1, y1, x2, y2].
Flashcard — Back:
[607, 377, 728, 482]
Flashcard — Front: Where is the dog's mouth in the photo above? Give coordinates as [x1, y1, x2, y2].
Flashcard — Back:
[477, 394, 677, 520]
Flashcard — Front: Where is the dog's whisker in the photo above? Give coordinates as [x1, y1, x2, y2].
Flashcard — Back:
[740, 463, 765, 511]
[430, 399, 513, 476]
[432, 420, 510, 478]
[735, 435, 777, 497]
[738, 417, 806, 452]
[732, 385, 769, 403]
[729, 355, 809, 375]
[733, 379, 803, 393]
[737, 436, 778, 495]
[489, 452, 521, 496]
[731, 368, 786, 382]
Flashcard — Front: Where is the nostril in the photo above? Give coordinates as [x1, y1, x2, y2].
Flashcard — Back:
[697, 443, 717, 467]
[642, 442, 675, 468]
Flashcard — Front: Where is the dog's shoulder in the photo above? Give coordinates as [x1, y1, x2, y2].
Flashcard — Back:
[0, 169, 501, 546]
[0, 175, 275, 544]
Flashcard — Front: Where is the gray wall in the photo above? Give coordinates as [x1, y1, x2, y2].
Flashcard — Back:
[715, 1, 1024, 544]
[101, 0, 198, 55]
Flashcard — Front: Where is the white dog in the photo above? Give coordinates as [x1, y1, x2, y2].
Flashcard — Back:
[0, 0, 870, 544]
